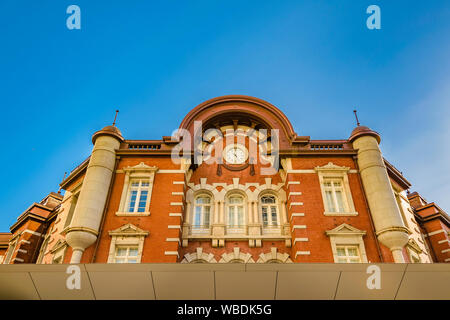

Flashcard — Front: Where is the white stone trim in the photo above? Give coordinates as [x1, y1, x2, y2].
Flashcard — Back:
[164, 251, 180, 257]
[168, 225, 182, 230]
[294, 238, 309, 245]
[17, 249, 27, 254]
[173, 181, 185, 185]
[257, 248, 293, 263]
[295, 251, 310, 258]
[288, 192, 302, 199]
[158, 170, 185, 173]
[166, 238, 181, 244]
[287, 181, 300, 185]
[219, 248, 255, 263]
[290, 213, 305, 221]
[181, 248, 217, 263]
[172, 192, 184, 196]
[22, 229, 42, 237]
[441, 249, 450, 254]
[115, 211, 150, 217]
[292, 225, 307, 233]
[289, 202, 303, 209]
[19, 240, 31, 245]
[170, 202, 184, 206]
[438, 239, 450, 244]
[425, 229, 445, 237]
[13, 257, 24, 263]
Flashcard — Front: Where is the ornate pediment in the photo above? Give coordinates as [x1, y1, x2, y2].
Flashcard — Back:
[325, 223, 366, 236]
[407, 238, 422, 253]
[50, 239, 68, 253]
[315, 162, 350, 172]
[108, 223, 149, 237]
[123, 162, 158, 173]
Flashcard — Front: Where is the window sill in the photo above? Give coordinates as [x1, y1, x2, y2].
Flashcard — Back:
[323, 211, 358, 216]
[115, 211, 150, 217]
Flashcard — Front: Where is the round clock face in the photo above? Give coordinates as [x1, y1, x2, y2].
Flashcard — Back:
[225, 145, 247, 164]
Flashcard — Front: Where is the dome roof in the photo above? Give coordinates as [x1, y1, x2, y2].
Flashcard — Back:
[92, 125, 124, 144]
[348, 126, 380, 143]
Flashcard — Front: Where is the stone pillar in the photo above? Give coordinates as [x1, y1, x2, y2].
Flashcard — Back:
[350, 126, 409, 263]
[66, 126, 123, 263]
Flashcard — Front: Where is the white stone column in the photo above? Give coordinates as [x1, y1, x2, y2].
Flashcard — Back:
[66, 126, 123, 264]
[351, 128, 409, 263]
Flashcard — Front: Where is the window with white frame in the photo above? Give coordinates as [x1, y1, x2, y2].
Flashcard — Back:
[116, 162, 157, 216]
[193, 195, 212, 231]
[227, 194, 245, 232]
[126, 180, 150, 213]
[326, 223, 368, 263]
[260, 195, 279, 227]
[335, 245, 362, 263]
[315, 163, 357, 216]
[107, 223, 148, 264]
[323, 178, 347, 213]
[113, 246, 139, 263]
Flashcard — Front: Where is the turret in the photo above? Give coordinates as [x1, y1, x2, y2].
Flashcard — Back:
[66, 125, 123, 263]
[349, 126, 409, 262]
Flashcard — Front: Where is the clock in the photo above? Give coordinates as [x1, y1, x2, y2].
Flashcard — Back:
[224, 144, 248, 165]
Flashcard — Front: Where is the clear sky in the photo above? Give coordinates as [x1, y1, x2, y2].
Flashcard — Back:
[0, 1, 449, 231]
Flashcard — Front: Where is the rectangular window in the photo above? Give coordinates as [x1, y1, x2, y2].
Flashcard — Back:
[323, 179, 347, 213]
[126, 180, 150, 213]
[336, 245, 361, 263]
[114, 246, 139, 263]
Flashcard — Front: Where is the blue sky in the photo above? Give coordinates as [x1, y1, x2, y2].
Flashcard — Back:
[0, 1, 449, 231]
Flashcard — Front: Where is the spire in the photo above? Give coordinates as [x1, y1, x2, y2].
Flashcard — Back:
[58, 172, 67, 194]
[112, 110, 119, 127]
[353, 109, 360, 127]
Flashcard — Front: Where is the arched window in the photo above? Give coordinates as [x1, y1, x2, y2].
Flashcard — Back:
[260, 195, 279, 227]
[193, 195, 212, 231]
[226, 194, 245, 233]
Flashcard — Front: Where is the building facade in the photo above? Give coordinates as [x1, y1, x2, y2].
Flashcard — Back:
[1, 95, 449, 265]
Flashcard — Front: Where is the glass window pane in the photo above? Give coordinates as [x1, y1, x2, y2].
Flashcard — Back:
[128, 259, 138, 263]
[325, 191, 335, 212]
[115, 258, 125, 263]
[116, 248, 127, 256]
[204, 206, 210, 227]
[335, 191, 345, 212]
[129, 248, 138, 256]
[237, 206, 243, 225]
[347, 247, 358, 256]
[271, 206, 278, 225]
[336, 247, 346, 256]
[337, 258, 347, 263]
[228, 207, 235, 226]
[262, 207, 268, 226]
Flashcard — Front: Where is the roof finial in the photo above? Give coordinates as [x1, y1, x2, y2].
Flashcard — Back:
[112, 110, 119, 127]
[353, 109, 360, 126]
[58, 172, 67, 194]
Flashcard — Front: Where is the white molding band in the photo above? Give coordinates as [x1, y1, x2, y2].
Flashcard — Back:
[164, 251, 180, 257]
[290, 213, 305, 221]
[168, 225, 182, 230]
[292, 225, 307, 233]
[293, 238, 309, 245]
[425, 229, 445, 237]
[173, 181, 185, 185]
[289, 202, 303, 209]
[295, 251, 311, 258]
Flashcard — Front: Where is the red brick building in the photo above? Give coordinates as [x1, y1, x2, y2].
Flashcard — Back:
[1, 95, 449, 265]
